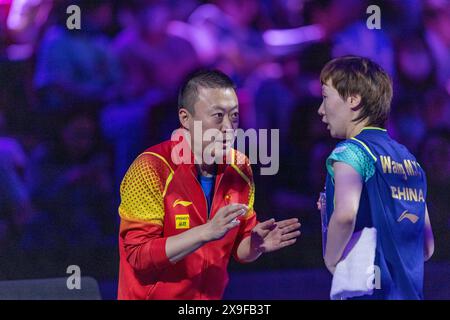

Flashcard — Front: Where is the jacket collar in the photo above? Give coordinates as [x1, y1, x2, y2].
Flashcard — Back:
[168, 130, 234, 177]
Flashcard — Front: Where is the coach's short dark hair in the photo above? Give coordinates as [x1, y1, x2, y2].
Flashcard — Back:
[320, 56, 393, 127]
[178, 69, 236, 114]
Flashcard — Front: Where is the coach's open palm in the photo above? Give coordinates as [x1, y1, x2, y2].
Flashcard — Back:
[250, 218, 301, 253]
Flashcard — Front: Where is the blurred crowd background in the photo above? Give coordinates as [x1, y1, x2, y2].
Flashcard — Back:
[0, 0, 449, 292]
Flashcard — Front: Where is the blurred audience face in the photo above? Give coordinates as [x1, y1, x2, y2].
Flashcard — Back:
[62, 114, 96, 160]
[309, 141, 333, 191]
[310, 0, 364, 37]
[394, 102, 426, 153]
[140, 5, 171, 37]
[398, 39, 434, 83]
[427, 4, 450, 45]
[421, 134, 450, 184]
[217, 0, 259, 27]
[85, 3, 113, 32]
[423, 90, 450, 129]
[281, 57, 300, 82]
[0, 111, 6, 135]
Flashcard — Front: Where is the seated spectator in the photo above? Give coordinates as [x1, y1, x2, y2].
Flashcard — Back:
[0, 124, 33, 278]
[422, 89, 450, 130]
[23, 110, 115, 276]
[33, 0, 121, 113]
[419, 127, 450, 261]
[114, 2, 199, 97]
[424, 1, 450, 89]
[394, 32, 437, 99]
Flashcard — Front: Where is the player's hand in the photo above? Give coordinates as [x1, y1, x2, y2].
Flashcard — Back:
[317, 196, 322, 211]
[202, 204, 248, 242]
[317, 195, 325, 211]
[250, 218, 301, 254]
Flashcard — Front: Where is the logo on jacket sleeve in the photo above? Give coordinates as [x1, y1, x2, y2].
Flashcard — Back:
[175, 215, 190, 229]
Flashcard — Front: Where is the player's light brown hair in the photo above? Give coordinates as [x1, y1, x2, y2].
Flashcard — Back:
[320, 56, 393, 127]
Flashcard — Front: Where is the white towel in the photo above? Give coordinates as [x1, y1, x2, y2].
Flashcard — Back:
[330, 227, 377, 300]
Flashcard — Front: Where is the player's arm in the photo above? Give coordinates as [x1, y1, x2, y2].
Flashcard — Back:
[424, 205, 434, 261]
[324, 161, 363, 274]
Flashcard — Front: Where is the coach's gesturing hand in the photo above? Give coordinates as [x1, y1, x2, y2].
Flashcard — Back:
[202, 204, 248, 241]
[166, 203, 247, 263]
[235, 217, 301, 263]
[251, 218, 301, 253]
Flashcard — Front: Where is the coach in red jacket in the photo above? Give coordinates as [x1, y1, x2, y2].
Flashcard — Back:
[117, 69, 301, 300]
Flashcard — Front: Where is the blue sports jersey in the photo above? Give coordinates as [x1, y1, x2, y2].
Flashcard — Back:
[325, 127, 427, 300]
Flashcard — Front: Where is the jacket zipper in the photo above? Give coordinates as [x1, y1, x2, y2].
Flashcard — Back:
[190, 167, 225, 298]
[209, 171, 224, 220]
[189, 169, 208, 299]
[190, 170, 209, 221]
[190, 167, 225, 221]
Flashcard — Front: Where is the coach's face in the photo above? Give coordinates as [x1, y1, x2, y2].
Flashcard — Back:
[318, 80, 361, 139]
[180, 86, 239, 158]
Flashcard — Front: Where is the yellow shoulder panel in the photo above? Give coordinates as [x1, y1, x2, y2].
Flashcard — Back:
[118, 153, 172, 224]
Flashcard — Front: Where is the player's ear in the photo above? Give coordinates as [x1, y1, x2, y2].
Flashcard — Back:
[178, 107, 191, 130]
[348, 94, 362, 110]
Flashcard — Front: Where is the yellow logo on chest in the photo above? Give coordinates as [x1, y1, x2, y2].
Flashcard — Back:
[175, 214, 190, 229]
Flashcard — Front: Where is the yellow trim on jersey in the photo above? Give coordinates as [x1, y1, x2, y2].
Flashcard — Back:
[119, 215, 164, 226]
[231, 163, 251, 185]
[140, 151, 175, 198]
[163, 172, 173, 198]
[242, 208, 256, 220]
[229, 149, 255, 214]
[350, 137, 378, 162]
[141, 152, 174, 174]
[354, 126, 387, 137]
[362, 126, 387, 132]
[230, 149, 251, 186]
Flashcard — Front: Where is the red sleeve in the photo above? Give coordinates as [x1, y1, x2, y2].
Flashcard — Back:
[231, 211, 258, 263]
[120, 220, 174, 273]
[118, 153, 174, 273]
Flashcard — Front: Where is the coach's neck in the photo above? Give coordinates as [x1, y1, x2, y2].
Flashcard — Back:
[196, 163, 217, 177]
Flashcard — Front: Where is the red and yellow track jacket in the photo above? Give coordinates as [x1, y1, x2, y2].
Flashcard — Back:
[117, 138, 257, 300]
